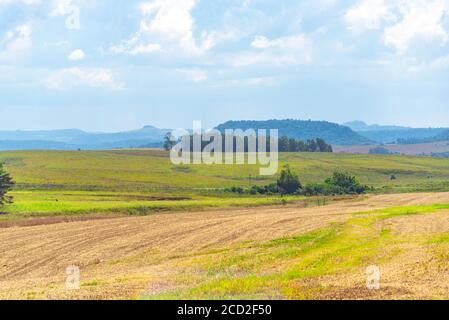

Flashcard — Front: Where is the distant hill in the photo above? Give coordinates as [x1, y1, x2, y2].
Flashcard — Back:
[0, 129, 88, 142]
[395, 129, 449, 144]
[0, 126, 169, 151]
[343, 121, 409, 132]
[359, 128, 448, 144]
[216, 120, 373, 145]
[0, 140, 71, 151]
[435, 130, 449, 141]
[344, 121, 449, 144]
[4, 120, 448, 151]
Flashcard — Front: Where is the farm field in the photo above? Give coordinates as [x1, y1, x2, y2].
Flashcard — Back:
[0, 192, 448, 299]
[0, 150, 449, 299]
[334, 140, 449, 156]
[2, 150, 449, 223]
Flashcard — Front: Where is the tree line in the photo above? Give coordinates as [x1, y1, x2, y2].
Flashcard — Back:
[278, 136, 332, 152]
[228, 165, 370, 196]
[164, 133, 333, 153]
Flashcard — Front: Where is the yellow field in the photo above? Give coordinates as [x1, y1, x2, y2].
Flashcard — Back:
[1, 192, 448, 300]
[1, 150, 449, 300]
[2, 149, 449, 223]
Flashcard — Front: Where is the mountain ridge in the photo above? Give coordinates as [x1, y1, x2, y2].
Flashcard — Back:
[344, 121, 449, 144]
[0, 126, 169, 151]
[215, 119, 373, 145]
[3, 120, 449, 151]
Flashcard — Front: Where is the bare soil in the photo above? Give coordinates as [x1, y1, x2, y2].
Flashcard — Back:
[1, 192, 449, 299]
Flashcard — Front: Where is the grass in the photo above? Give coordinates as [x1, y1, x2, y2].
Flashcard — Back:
[354, 204, 449, 218]
[143, 204, 449, 300]
[1, 149, 449, 299]
[2, 150, 449, 192]
[1, 190, 305, 221]
[428, 233, 449, 244]
[2, 149, 449, 222]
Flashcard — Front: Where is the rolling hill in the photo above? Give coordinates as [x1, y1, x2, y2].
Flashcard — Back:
[216, 119, 373, 145]
[344, 121, 449, 144]
[0, 125, 168, 151]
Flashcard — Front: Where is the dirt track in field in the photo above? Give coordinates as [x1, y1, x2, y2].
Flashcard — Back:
[1, 192, 449, 299]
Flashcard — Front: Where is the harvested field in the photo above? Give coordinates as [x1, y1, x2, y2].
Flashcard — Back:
[333, 140, 449, 155]
[1, 192, 449, 300]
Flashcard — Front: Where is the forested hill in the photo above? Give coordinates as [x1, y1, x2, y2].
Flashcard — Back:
[215, 120, 373, 145]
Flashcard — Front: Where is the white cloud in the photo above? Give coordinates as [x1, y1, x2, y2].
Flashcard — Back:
[138, 0, 222, 55]
[432, 54, 449, 68]
[50, 0, 75, 16]
[110, 34, 161, 55]
[68, 49, 85, 61]
[46, 68, 124, 90]
[236, 34, 312, 67]
[0, 24, 32, 62]
[344, 0, 449, 55]
[213, 77, 275, 88]
[125, 43, 161, 55]
[111, 0, 241, 58]
[344, 0, 396, 31]
[405, 53, 449, 71]
[140, 0, 195, 39]
[251, 34, 310, 50]
[177, 68, 208, 82]
[230, 52, 299, 67]
[384, 0, 449, 54]
[235, 77, 275, 86]
[0, 0, 40, 5]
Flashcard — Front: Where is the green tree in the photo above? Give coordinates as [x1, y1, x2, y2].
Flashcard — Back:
[306, 139, 318, 152]
[316, 138, 333, 152]
[163, 132, 176, 151]
[278, 136, 289, 152]
[288, 138, 298, 152]
[0, 163, 14, 206]
[277, 165, 302, 195]
[325, 171, 367, 194]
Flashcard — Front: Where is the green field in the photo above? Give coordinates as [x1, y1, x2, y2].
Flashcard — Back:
[1, 149, 449, 300]
[1, 149, 449, 221]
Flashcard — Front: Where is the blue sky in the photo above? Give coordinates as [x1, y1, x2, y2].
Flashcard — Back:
[1, 0, 449, 131]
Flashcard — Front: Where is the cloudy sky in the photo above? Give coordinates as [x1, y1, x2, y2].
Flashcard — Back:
[1, 0, 449, 131]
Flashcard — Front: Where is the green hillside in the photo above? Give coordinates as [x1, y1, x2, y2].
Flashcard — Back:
[1, 150, 449, 221]
[216, 120, 373, 145]
[2, 150, 449, 192]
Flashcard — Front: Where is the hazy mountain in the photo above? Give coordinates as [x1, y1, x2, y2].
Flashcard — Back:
[359, 128, 448, 144]
[66, 125, 169, 146]
[395, 129, 449, 144]
[0, 126, 169, 151]
[436, 130, 449, 141]
[4, 120, 448, 151]
[0, 129, 88, 142]
[216, 120, 373, 145]
[344, 121, 449, 144]
[0, 140, 71, 151]
[343, 121, 409, 132]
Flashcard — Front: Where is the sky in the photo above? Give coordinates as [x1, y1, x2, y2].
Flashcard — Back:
[1, 0, 449, 132]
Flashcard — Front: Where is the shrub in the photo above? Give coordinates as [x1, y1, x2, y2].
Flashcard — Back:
[369, 147, 391, 155]
[277, 165, 302, 195]
[0, 163, 14, 206]
[324, 171, 368, 194]
[229, 186, 244, 194]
